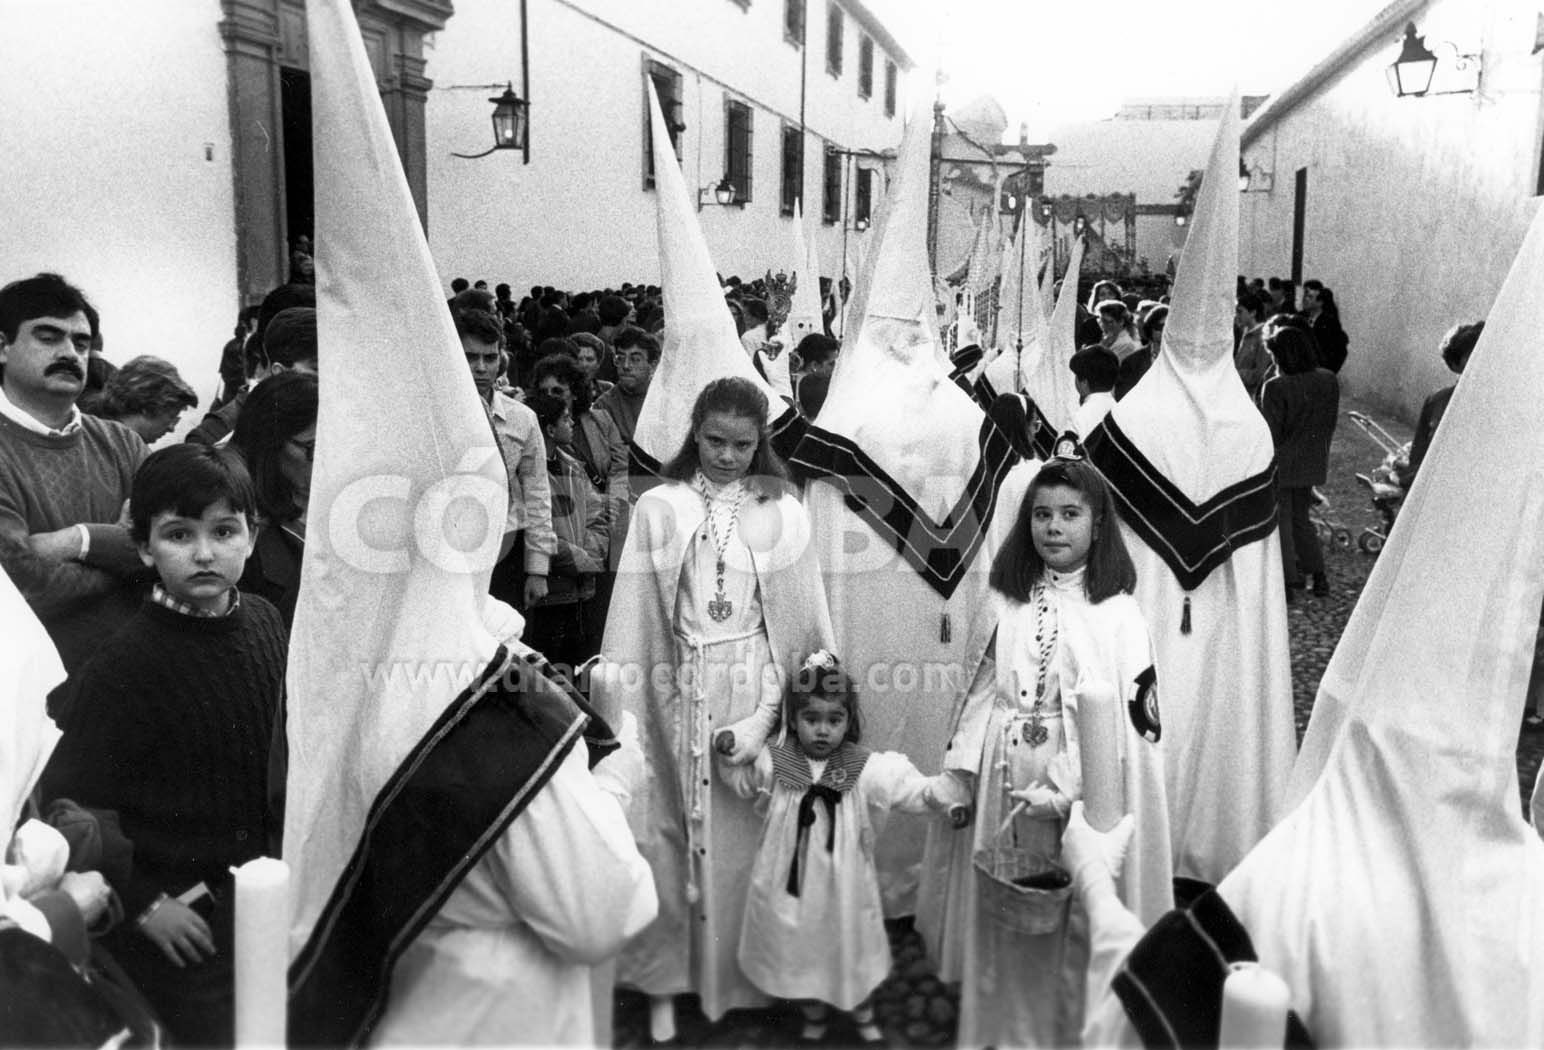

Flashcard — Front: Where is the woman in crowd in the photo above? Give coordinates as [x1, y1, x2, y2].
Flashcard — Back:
[229, 370, 317, 628]
[529, 352, 629, 518]
[604, 376, 834, 1043]
[83, 355, 199, 444]
[1095, 300, 1142, 363]
[570, 331, 614, 400]
[1259, 325, 1339, 599]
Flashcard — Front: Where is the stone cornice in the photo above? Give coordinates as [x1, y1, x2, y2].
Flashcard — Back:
[363, 0, 454, 33]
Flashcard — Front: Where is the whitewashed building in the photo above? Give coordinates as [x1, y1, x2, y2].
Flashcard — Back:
[1240, 0, 1540, 419]
[423, 0, 912, 292]
[0, 0, 909, 419]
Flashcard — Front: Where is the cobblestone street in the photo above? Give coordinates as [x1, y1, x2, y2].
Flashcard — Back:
[614, 394, 1543, 1049]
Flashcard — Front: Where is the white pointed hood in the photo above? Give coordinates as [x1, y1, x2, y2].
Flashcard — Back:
[1219, 196, 1544, 1046]
[287, 0, 505, 952]
[977, 216, 1046, 406]
[1048, 234, 1086, 362]
[1104, 91, 1266, 500]
[1, 564, 63, 837]
[811, 109, 980, 510]
[787, 200, 825, 343]
[632, 82, 788, 471]
[794, 107, 1013, 599]
[1018, 220, 1081, 437]
[285, 3, 593, 1042]
[1085, 94, 1295, 886]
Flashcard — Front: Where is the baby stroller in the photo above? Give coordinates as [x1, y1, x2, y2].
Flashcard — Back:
[1345, 410, 1410, 554]
[1309, 488, 1354, 552]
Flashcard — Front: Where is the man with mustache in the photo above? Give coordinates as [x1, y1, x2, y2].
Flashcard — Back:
[0, 273, 148, 671]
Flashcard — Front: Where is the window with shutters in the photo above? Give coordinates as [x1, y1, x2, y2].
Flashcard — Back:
[781, 124, 804, 216]
[825, 3, 843, 77]
[884, 60, 897, 117]
[642, 59, 684, 190]
[785, 0, 805, 45]
[855, 167, 873, 225]
[857, 36, 873, 99]
[725, 99, 753, 204]
[822, 148, 842, 224]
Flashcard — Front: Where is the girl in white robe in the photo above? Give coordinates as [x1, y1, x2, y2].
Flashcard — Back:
[604, 377, 836, 1040]
[928, 453, 1172, 1049]
[718, 652, 967, 1043]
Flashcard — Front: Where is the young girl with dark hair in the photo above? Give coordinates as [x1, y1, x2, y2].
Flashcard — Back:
[927, 453, 1171, 1049]
[718, 652, 965, 1045]
[605, 376, 832, 1041]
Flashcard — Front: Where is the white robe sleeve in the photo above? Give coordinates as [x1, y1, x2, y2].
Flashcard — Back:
[1077, 863, 1148, 1050]
[718, 747, 775, 801]
[481, 743, 658, 965]
[859, 751, 954, 815]
[943, 647, 997, 777]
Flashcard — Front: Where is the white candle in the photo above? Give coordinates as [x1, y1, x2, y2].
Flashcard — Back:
[233, 856, 290, 1049]
[1219, 962, 1290, 1049]
[587, 658, 621, 728]
[1075, 680, 1123, 832]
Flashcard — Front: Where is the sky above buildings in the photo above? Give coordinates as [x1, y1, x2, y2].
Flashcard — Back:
[868, 0, 1394, 136]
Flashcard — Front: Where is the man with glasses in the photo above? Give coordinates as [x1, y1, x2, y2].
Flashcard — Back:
[0, 273, 149, 670]
[593, 327, 659, 447]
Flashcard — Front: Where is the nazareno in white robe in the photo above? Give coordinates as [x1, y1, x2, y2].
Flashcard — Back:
[603, 480, 835, 1020]
[924, 572, 1172, 1047]
[721, 742, 949, 1010]
[371, 742, 657, 1047]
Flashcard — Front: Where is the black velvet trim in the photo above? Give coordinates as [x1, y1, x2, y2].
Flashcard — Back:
[1085, 415, 1278, 590]
[947, 344, 984, 381]
[287, 645, 589, 1047]
[787, 414, 1018, 599]
[971, 369, 999, 410]
[1112, 890, 1314, 1050]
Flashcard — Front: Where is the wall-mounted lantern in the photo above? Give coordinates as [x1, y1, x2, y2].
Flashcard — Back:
[698, 176, 737, 208]
[453, 83, 529, 159]
[1386, 22, 1481, 98]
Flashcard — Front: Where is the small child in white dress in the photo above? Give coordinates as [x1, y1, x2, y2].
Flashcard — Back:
[716, 651, 968, 1043]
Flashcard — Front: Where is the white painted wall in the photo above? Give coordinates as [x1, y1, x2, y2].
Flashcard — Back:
[424, 0, 905, 294]
[0, 0, 239, 441]
[1241, 0, 1542, 421]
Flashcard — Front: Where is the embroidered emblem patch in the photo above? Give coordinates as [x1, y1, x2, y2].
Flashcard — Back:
[1129, 665, 1160, 743]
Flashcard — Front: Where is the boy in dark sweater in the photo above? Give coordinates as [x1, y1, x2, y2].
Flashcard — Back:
[41, 443, 287, 1048]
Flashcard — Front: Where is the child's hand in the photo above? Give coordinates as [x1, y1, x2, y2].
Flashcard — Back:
[947, 804, 973, 829]
[1007, 780, 1070, 820]
[140, 898, 215, 967]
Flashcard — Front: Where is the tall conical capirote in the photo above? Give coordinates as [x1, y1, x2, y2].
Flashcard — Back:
[630, 80, 785, 472]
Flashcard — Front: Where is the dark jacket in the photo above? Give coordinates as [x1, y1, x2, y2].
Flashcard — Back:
[1309, 312, 1348, 373]
[1260, 368, 1340, 487]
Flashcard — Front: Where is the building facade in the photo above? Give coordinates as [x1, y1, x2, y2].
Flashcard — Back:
[1240, 0, 1541, 419]
[0, 0, 451, 415]
[421, 0, 911, 292]
[0, 0, 909, 421]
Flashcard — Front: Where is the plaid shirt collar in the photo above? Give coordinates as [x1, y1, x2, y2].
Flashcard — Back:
[151, 583, 241, 619]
